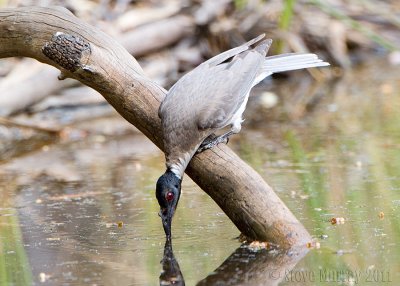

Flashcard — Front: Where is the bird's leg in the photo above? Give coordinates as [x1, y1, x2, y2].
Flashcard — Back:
[196, 131, 234, 154]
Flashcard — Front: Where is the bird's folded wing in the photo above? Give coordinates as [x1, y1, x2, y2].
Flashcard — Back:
[159, 35, 269, 120]
[197, 50, 265, 130]
[201, 34, 266, 67]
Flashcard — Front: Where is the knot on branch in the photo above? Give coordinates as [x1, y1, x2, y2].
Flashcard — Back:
[42, 32, 91, 72]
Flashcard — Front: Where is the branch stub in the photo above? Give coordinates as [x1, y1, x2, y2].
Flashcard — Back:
[42, 32, 91, 72]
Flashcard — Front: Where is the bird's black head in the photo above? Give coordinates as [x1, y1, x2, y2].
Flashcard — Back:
[156, 170, 182, 240]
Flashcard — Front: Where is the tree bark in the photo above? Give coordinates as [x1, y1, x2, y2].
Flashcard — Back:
[0, 6, 311, 247]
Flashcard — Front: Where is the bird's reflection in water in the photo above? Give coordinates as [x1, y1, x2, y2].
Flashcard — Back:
[159, 239, 309, 286]
[159, 239, 185, 286]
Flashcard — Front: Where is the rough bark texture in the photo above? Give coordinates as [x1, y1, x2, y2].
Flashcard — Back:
[0, 6, 311, 247]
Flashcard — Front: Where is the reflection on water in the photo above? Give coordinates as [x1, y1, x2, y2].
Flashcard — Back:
[158, 238, 308, 286]
[160, 239, 185, 286]
[1, 57, 400, 285]
[197, 246, 308, 286]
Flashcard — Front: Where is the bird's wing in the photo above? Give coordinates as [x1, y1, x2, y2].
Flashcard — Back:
[158, 37, 272, 136]
[196, 40, 272, 130]
[158, 34, 272, 119]
[201, 34, 266, 67]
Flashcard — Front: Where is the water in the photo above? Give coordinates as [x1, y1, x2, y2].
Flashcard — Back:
[1, 57, 399, 285]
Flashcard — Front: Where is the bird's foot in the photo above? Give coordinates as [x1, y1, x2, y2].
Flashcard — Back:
[196, 132, 232, 154]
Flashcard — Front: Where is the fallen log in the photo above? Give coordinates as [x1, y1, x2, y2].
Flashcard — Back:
[0, 59, 75, 116]
[0, 6, 311, 247]
[119, 15, 194, 57]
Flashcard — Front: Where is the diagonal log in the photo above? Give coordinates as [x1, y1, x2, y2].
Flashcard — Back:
[0, 6, 311, 247]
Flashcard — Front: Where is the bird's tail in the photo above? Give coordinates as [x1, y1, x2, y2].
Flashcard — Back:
[252, 53, 329, 86]
[264, 53, 329, 74]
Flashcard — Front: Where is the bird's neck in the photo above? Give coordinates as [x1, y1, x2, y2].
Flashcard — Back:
[163, 169, 182, 184]
[166, 151, 193, 179]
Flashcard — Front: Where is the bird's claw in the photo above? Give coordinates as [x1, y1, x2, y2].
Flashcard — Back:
[196, 133, 230, 154]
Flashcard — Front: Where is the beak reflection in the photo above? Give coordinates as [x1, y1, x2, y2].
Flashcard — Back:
[159, 239, 185, 285]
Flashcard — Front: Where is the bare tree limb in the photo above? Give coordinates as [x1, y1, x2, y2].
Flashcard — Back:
[0, 6, 311, 247]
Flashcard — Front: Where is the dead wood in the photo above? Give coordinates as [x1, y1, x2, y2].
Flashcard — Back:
[29, 86, 106, 113]
[119, 15, 195, 57]
[0, 59, 76, 116]
[0, 6, 311, 247]
[0, 117, 58, 161]
[115, 1, 181, 32]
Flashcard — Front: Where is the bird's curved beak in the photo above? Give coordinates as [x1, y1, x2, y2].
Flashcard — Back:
[159, 207, 175, 240]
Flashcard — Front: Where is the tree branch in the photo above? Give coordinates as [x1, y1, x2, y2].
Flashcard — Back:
[0, 6, 311, 247]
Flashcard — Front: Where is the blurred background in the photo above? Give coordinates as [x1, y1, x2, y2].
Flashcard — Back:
[0, 0, 400, 285]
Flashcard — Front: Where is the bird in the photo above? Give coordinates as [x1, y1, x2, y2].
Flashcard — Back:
[155, 34, 329, 240]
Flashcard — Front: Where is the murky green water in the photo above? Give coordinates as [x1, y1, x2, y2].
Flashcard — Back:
[1, 57, 400, 285]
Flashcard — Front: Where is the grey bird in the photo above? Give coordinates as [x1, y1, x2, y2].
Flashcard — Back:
[156, 34, 329, 240]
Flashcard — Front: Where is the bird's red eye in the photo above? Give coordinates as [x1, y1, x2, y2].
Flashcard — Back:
[166, 192, 174, 202]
